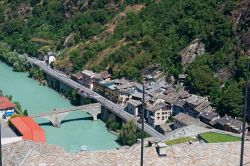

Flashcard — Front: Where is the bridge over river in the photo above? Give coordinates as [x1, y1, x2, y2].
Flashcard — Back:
[30, 103, 101, 127]
[28, 57, 165, 139]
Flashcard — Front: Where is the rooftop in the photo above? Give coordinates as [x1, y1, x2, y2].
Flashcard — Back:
[81, 70, 96, 77]
[194, 101, 211, 113]
[71, 72, 82, 80]
[185, 95, 207, 106]
[0, 96, 15, 110]
[200, 111, 218, 121]
[127, 99, 142, 107]
[147, 102, 167, 112]
[3, 141, 250, 165]
[10, 117, 46, 143]
[173, 113, 199, 126]
[210, 115, 248, 130]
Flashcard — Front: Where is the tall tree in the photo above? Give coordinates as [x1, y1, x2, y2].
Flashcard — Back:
[218, 83, 243, 117]
[118, 120, 137, 146]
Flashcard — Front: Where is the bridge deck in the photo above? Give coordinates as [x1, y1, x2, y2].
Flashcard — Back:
[31, 103, 101, 118]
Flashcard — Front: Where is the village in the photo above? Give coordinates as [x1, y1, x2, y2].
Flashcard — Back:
[69, 63, 249, 136]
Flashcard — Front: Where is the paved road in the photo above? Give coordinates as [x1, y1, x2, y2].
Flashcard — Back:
[28, 57, 165, 139]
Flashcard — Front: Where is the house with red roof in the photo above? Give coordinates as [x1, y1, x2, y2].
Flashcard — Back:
[9, 117, 46, 143]
[0, 96, 16, 118]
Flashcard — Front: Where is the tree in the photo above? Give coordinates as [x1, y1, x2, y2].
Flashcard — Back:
[23, 109, 28, 116]
[187, 65, 220, 96]
[6, 95, 13, 101]
[218, 82, 243, 117]
[118, 120, 137, 146]
[14, 101, 22, 112]
[106, 114, 120, 131]
[69, 89, 78, 105]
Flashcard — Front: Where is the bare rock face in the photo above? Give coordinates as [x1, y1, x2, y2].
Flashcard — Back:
[64, 32, 80, 47]
[241, 30, 250, 56]
[240, 2, 250, 30]
[215, 68, 232, 82]
[63, 0, 93, 18]
[63, 0, 88, 18]
[240, 2, 250, 56]
[180, 39, 205, 67]
[17, 5, 32, 20]
[5, 4, 32, 21]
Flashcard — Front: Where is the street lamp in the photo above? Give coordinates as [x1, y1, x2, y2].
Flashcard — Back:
[240, 62, 249, 166]
[140, 82, 145, 166]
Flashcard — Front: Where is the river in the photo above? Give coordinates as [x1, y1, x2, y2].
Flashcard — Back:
[0, 61, 119, 152]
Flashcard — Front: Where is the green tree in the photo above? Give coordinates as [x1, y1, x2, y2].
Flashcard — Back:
[23, 109, 28, 116]
[6, 95, 13, 101]
[106, 114, 120, 131]
[69, 89, 78, 105]
[218, 82, 243, 117]
[14, 101, 22, 112]
[118, 120, 137, 146]
[187, 65, 220, 96]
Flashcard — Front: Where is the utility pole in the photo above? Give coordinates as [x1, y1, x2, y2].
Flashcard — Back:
[240, 62, 249, 166]
[140, 83, 145, 166]
[0, 120, 2, 166]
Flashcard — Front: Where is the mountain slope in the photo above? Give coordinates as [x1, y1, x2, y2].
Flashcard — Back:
[0, 0, 250, 118]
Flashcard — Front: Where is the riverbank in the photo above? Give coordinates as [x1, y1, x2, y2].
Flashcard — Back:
[0, 61, 120, 152]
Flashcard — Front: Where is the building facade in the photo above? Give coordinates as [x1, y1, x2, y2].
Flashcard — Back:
[0, 96, 16, 118]
[146, 102, 171, 127]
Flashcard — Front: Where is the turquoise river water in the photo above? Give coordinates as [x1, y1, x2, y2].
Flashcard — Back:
[0, 61, 119, 152]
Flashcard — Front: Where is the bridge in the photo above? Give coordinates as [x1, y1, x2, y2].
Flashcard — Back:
[30, 103, 101, 127]
[27, 57, 165, 139]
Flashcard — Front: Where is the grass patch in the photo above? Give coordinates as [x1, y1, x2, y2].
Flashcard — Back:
[199, 132, 241, 143]
[165, 137, 198, 146]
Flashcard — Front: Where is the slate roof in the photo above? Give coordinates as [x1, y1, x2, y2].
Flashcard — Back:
[199, 111, 218, 121]
[173, 113, 199, 126]
[147, 102, 167, 112]
[210, 115, 248, 130]
[178, 90, 190, 99]
[82, 70, 96, 77]
[159, 91, 179, 105]
[185, 95, 207, 106]
[127, 99, 142, 107]
[194, 101, 211, 113]
[173, 100, 186, 107]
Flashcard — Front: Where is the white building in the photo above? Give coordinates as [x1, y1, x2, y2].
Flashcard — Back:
[0, 96, 16, 118]
[146, 102, 171, 127]
[48, 55, 56, 65]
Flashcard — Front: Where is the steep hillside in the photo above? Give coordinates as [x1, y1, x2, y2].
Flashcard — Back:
[0, 0, 250, 118]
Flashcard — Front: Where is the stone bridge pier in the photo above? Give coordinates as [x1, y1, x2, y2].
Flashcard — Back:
[39, 106, 102, 127]
[43, 112, 69, 128]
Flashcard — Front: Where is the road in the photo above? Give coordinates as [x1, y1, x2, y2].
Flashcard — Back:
[28, 57, 165, 139]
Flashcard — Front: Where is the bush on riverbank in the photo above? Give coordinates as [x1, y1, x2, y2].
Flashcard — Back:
[106, 114, 121, 132]
[0, 43, 29, 72]
[28, 66, 46, 84]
